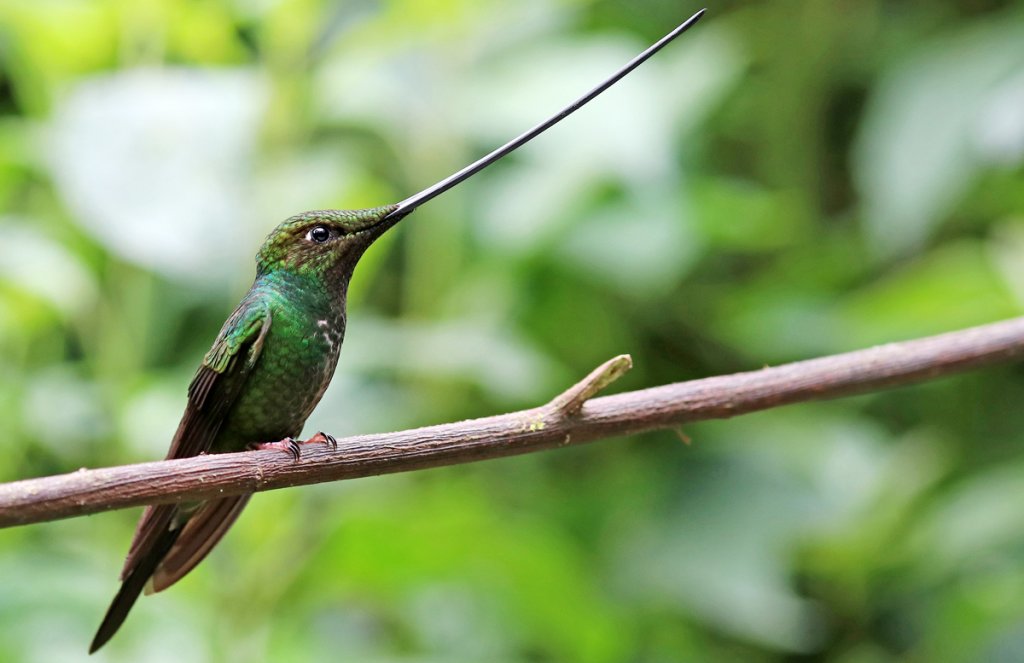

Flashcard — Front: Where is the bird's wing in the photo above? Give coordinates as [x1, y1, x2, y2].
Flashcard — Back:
[168, 296, 274, 459]
[91, 297, 272, 654]
[120, 296, 272, 578]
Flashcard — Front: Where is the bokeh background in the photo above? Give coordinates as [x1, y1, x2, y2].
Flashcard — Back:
[2, 0, 1024, 661]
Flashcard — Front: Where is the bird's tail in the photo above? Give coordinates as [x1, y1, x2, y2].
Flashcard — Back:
[89, 524, 181, 654]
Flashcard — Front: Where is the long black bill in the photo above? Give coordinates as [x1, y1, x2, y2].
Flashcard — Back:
[383, 8, 707, 222]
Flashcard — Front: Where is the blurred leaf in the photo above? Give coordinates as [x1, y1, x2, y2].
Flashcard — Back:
[854, 18, 1024, 255]
[835, 240, 1020, 347]
[47, 68, 269, 286]
[0, 220, 97, 318]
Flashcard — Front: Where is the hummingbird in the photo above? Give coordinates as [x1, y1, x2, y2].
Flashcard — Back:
[89, 9, 705, 653]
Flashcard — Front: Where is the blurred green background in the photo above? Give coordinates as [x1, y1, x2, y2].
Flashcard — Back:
[1, 0, 1024, 661]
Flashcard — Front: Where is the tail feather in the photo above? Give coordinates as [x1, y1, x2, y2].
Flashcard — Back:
[90, 495, 252, 653]
[120, 504, 176, 581]
[151, 495, 251, 593]
[89, 525, 181, 654]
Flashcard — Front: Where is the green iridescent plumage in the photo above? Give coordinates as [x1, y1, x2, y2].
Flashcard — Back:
[90, 205, 398, 653]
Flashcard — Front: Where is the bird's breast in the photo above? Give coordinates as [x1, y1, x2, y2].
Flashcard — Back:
[314, 318, 343, 354]
[216, 296, 347, 450]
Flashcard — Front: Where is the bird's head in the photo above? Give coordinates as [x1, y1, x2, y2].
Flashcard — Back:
[255, 205, 403, 282]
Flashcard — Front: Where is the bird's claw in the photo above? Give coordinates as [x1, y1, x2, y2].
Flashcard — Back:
[249, 432, 335, 460]
[308, 431, 338, 451]
[249, 437, 301, 461]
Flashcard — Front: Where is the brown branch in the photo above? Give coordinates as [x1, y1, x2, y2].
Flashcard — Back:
[3, 316, 1024, 529]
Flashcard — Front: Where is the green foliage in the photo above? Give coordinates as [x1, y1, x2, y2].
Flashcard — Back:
[1, 0, 1023, 660]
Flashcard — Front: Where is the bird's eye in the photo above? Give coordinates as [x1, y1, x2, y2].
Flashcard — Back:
[307, 226, 331, 244]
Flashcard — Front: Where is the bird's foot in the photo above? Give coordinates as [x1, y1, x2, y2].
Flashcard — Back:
[249, 437, 301, 461]
[248, 432, 335, 460]
[305, 431, 338, 451]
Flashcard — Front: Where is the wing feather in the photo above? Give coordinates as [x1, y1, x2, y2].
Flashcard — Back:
[120, 300, 271, 578]
[92, 297, 273, 653]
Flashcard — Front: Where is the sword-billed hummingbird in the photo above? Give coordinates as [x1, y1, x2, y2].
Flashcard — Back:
[90, 9, 705, 652]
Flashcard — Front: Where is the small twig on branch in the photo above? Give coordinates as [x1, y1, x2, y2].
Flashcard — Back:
[2, 316, 1024, 529]
[548, 354, 633, 415]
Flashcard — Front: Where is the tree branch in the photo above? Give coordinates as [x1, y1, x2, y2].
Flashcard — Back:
[3, 316, 1024, 529]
